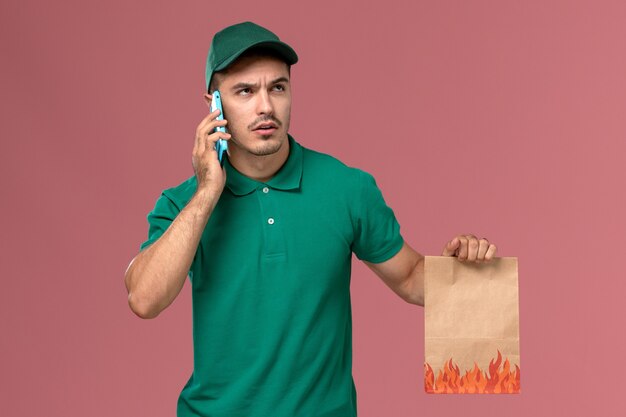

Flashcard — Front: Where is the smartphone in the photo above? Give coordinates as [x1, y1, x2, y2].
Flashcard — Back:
[210, 90, 228, 167]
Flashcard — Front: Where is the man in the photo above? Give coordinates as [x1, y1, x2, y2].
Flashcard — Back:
[124, 21, 497, 417]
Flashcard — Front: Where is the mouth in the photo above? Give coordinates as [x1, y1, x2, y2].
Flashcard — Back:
[252, 122, 278, 136]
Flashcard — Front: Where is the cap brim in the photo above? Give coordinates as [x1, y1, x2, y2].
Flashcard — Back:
[206, 40, 298, 91]
[214, 40, 299, 72]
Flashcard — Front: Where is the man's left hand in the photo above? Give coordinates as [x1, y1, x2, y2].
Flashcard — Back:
[442, 234, 497, 262]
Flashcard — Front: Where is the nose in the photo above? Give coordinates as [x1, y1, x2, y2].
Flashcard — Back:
[256, 89, 273, 116]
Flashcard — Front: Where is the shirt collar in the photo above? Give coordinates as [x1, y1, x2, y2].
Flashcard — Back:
[224, 134, 303, 196]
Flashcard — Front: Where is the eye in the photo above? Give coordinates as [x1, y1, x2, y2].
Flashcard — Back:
[238, 88, 252, 96]
[272, 84, 285, 92]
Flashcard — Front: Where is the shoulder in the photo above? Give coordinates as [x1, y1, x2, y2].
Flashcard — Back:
[299, 144, 373, 188]
[160, 175, 198, 211]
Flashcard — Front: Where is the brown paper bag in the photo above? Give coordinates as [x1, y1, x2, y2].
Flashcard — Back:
[424, 256, 520, 394]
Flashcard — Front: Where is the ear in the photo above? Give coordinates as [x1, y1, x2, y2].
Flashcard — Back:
[203, 93, 212, 109]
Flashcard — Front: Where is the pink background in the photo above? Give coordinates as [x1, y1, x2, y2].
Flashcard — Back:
[1, 0, 624, 415]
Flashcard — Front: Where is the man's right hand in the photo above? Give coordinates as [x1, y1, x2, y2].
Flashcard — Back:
[125, 109, 231, 319]
[192, 108, 231, 195]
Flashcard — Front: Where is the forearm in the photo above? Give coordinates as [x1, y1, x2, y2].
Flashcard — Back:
[125, 188, 218, 318]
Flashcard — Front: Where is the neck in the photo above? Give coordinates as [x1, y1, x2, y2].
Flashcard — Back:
[228, 136, 290, 183]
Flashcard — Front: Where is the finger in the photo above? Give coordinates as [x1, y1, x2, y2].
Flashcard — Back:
[197, 129, 224, 156]
[477, 238, 490, 261]
[485, 244, 498, 261]
[204, 131, 231, 155]
[195, 109, 224, 138]
[192, 129, 199, 156]
[442, 236, 460, 256]
[194, 131, 230, 175]
[197, 109, 220, 132]
[457, 235, 469, 260]
[194, 127, 211, 162]
[466, 235, 479, 261]
[197, 116, 228, 141]
[196, 128, 207, 156]
[204, 107, 221, 122]
[195, 119, 228, 153]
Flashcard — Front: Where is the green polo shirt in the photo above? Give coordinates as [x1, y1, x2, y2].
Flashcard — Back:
[140, 134, 404, 417]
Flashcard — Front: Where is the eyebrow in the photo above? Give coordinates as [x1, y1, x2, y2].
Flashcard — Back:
[230, 76, 290, 91]
[271, 76, 290, 85]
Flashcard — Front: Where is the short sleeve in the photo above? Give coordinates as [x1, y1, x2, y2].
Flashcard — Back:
[139, 192, 182, 251]
[352, 170, 404, 263]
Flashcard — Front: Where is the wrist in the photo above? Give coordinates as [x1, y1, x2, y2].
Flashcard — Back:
[193, 186, 220, 208]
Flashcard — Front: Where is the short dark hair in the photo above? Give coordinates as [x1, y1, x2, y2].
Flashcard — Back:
[208, 46, 292, 93]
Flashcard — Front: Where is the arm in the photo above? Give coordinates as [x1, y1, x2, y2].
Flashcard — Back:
[363, 242, 425, 306]
[363, 235, 498, 307]
[124, 189, 219, 319]
[124, 106, 230, 319]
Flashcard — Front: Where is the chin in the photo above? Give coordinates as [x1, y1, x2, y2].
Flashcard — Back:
[252, 141, 282, 156]
[238, 136, 282, 156]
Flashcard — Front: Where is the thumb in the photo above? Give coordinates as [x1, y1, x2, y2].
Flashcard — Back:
[442, 237, 460, 256]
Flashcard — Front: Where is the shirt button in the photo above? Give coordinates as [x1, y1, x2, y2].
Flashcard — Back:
[267, 218, 275, 225]
[262, 187, 269, 193]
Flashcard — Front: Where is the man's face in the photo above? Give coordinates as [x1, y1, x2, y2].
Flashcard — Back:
[213, 55, 291, 157]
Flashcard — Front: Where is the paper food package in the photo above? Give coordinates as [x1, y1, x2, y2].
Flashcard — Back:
[424, 256, 521, 394]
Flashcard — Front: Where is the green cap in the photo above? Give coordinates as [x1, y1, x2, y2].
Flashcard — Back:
[205, 21, 299, 92]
